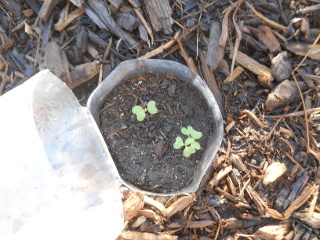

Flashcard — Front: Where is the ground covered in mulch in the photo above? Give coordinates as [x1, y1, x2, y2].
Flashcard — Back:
[1, 0, 320, 239]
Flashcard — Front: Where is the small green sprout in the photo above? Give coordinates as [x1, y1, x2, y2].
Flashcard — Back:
[132, 100, 158, 121]
[173, 126, 202, 157]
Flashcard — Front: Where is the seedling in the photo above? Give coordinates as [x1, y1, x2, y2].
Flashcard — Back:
[173, 126, 202, 157]
[132, 100, 158, 121]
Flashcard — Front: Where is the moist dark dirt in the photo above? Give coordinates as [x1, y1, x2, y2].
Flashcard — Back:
[99, 74, 215, 193]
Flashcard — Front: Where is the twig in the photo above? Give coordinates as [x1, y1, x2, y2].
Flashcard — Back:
[246, 2, 287, 32]
[138, 31, 180, 59]
[267, 107, 320, 119]
[177, 39, 199, 75]
[128, 0, 154, 44]
[230, 0, 244, 80]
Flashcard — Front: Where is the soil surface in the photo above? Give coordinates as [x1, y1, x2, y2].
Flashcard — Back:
[99, 74, 215, 193]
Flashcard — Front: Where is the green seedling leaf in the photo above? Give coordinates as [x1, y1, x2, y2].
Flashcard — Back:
[132, 105, 144, 114]
[147, 100, 158, 114]
[132, 106, 146, 121]
[181, 125, 193, 136]
[185, 137, 195, 146]
[190, 129, 202, 139]
[191, 141, 201, 150]
[173, 136, 184, 149]
[136, 111, 146, 121]
[183, 146, 196, 157]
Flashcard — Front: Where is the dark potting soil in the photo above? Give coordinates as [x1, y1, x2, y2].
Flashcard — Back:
[99, 74, 215, 193]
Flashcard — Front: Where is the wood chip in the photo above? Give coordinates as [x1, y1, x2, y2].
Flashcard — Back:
[167, 220, 214, 229]
[242, 109, 265, 128]
[143, 0, 173, 34]
[283, 184, 318, 219]
[263, 162, 287, 185]
[207, 165, 232, 189]
[131, 215, 147, 228]
[224, 66, 243, 84]
[246, 2, 287, 32]
[143, 195, 166, 214]
[54, 7, 85, 32]
[257, 25, 281, 54]
[271, 51, 292, 82]
[139, 209, 165, 225]
[254, 221, 292, 240]
[121, 231, 178, 240]
[206, 21, 222, 70]
[163, 193, 196, 218]
[265, 80, 308, 111]
[285, 43, 320, 61]
[200, 51, 224, 117]
[36, 0, 58, 23]
[229, 49, 274, 88]
[123, 192, 144, 221]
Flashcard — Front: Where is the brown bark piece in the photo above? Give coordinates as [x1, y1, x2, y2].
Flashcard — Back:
[230, 154, 247, 172]
[37, 0, 59, 23]
[138, 209, 165, 225]
[163, 193, 196, 218]
[300, 18, 310, 39]
[167, 220, 214, 229]
[242, 33, 268, 52]
[69, 60, 99, 89]
[285, 43, 320, 61]
[0, 25, 13, 53]
[200, 51, 224, 117]
[206, 21, 222, 70]
[207, 166, 232, 189]
[109, 0, 124, 14]
[242, 110, 266, 128]
[123, 192, 144, 222]
[265, 80, 308, 111]
[293, 212, 320, 229]
[131, 215, 146, 228]
[224, 66, 243, 84]
[71, 0, 138, 47]
[254, 222, 292, 240]
[0, 0, 22, 19]
[54, 7, 85, 32]
[246, 185, 284, 220]
[246, 2, 287, 32]
[283, 184, 318, 219]
[115, 12, 139, 32]
[143, 0, 173, 34]
[230, 50, 274, 88]
[257, 25, 281, 54]
[75, 25, 88, 62]
[271, 51, 292, 82]
[121, 231, 178, 240]
[143, 195, 166, 214]
[38, 41, 71, 85]
[262, 162, 287, 185]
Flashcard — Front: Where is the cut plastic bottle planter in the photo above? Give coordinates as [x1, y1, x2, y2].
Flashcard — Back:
[88, 59, 224, 196]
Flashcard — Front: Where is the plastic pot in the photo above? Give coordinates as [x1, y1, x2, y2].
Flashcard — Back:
[88, 59, 224, 196]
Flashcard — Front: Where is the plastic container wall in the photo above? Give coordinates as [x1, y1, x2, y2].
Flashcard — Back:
[0, 70, 123, 240]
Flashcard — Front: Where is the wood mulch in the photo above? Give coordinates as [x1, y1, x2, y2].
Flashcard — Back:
[1, 0, 320, 239]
